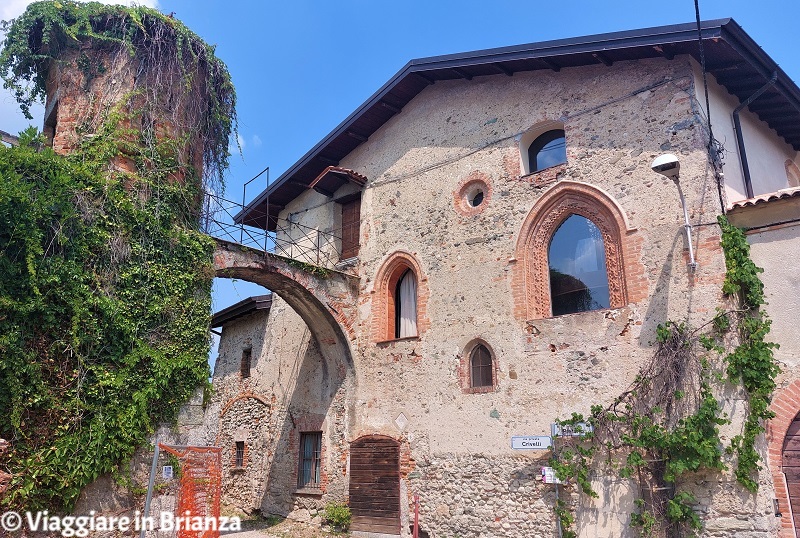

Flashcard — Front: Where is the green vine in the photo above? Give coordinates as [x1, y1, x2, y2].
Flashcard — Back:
[0, 0, 237, 186]
[549, 216, 779, 536]
[0, 3, 235, 511]
[718, 215, 779, 491]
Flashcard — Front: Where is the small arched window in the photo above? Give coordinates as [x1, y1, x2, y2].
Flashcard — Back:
[470, 344, 493, 388]
[394, 269, 417, 338]
[548, 214, 610, 316]
[528, 129, 567, 173]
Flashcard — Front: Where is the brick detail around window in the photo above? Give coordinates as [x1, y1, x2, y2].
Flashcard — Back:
[511, 180, 647, 320]
[231, 441, 249, 469]
[371, 251, 430, 342]
[517, 162, 567, 187]
[457, 339, 499, 394]
[453, 171, 493, 216]
[766, 380, 800, 536]
[289, 414, 328, 492]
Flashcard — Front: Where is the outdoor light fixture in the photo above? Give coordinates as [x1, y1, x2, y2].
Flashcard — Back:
[651, 154, 697, 272]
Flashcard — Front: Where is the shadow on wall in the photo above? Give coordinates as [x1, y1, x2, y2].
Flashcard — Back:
[638, 231, 681, 348]
[256, 326, 350, 517]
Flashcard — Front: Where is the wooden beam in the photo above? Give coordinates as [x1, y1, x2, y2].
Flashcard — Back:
[415, 72, 435, 85]
[652, 45, 674, 60]
[346, 130, 368, 142]
[379, 101, 401, 114]
[540, 58, 561, 72]
[492, 63, 514, 76]
[592, 52, 613, 66]
[0, 129, 19, 146]
[317, 155, 340, 166]
[451, 67, 473, 80]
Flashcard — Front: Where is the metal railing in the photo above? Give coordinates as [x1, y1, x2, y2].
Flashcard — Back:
[201, 191, 346, 269]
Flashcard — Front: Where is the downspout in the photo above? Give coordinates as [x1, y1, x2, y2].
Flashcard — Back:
[733, 71, 777, 199]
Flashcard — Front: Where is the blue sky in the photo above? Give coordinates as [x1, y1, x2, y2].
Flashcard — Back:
[3, 0, 800, 361]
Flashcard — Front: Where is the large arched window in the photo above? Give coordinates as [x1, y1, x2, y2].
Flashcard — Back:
[548, 214, 610, 316]
[528, 129, 566, 173]
[394, 269, 418, 338]
[512, 181, 647, 320]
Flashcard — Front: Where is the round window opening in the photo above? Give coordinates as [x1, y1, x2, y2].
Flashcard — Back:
[454, 175, 491, 215]
[469, 190, 485, 207]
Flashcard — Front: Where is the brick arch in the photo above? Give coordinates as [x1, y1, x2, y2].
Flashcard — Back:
[767, 380, 800, 536]
[511, 180, 646, 320]
[370, 251, 430, 342]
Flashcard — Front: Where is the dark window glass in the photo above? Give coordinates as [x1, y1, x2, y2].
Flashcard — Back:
[548, 214, 610, 316]
[528, 129, 567, 172]
[235, 441, 245, 467]
[241, 348, 252, 378]
[470, 345, 493, 388]
[470, 190, 484, 207]
[298, 432, 322, 488]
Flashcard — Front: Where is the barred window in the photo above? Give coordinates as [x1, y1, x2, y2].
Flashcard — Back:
[298, 432, 322, 488]
[235, 441, 245, 468]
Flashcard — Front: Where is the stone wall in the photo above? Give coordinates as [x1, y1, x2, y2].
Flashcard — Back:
[203, 54, 793, 537]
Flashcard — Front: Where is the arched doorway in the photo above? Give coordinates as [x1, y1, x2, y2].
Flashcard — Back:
[349, 435, 401, 535]
[784, 413, 800, 535]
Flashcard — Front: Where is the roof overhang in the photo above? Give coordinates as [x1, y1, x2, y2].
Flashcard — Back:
[211, 294, 272, 328]
[308, 166, 368, 198]
[237, 18, 800, 229]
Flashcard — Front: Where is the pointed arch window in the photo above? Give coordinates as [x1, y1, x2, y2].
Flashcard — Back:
[548, 214, 611, 316]
[395, 270, 418, 338]
[470, 345, 493, 388]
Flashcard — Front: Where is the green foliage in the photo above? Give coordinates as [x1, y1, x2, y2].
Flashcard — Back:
[0, 132, 214, 510]
[718, 215, 764, 308]
[0, 0, 237, 184]
[550, 218, 780, 535]
[718, 215, 779, 492]
[554, 499, 577, 538]
[665, 491, 701, 531]
[323, 502, 351, 532]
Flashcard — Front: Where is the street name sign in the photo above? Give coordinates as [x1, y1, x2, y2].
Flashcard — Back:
[511, 436, 552, 450]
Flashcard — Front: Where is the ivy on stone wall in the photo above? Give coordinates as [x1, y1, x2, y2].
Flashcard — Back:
[550, 216, 780, 537]
[0, 0, 237, 186]
[0, 1, 235, 511]
[0, 126, 215, 511]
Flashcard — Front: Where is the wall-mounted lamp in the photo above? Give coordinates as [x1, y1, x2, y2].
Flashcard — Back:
[651, 154, 697, 273]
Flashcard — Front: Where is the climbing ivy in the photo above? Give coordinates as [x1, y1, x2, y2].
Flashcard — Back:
[549, 216, 779, 536]
[0, 0, 237, 186]
[0, 2, 234, 511]
[718, 215, 779, 491]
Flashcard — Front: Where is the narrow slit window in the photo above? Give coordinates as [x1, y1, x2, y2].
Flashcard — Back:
[241, 348, 252, 378]
[235, 441, 245, 468]
[548, 214, 610, 316]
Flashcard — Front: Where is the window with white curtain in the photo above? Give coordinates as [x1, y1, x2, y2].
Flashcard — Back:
[395, 269, 418, 338]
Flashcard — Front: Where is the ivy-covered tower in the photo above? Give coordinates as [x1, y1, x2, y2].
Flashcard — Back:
[1, 0, 236, 187]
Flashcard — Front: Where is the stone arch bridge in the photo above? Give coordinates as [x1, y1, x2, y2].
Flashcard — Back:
[212, 239, 360, 368]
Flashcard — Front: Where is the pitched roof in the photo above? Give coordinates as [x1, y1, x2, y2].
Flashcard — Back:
[237, 18, 800, 229]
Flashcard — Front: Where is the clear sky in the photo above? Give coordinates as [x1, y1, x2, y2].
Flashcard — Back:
[3, 0, 799, 362]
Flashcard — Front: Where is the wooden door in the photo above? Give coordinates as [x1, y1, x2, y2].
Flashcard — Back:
[785, 414, 800, 535]
[340, 198, 361, 259]
[349, 436, 401, 535]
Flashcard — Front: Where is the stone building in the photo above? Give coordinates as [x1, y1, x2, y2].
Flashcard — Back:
[203, 19, 800, 537]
